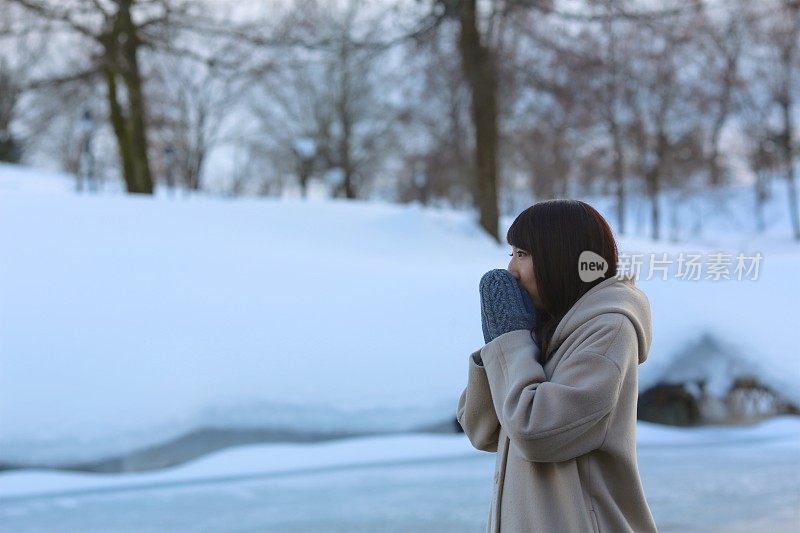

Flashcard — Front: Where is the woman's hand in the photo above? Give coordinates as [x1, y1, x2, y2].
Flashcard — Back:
[479, 269, 537, 344]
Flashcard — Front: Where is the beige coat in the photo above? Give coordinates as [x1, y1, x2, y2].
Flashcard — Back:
[457, 274, 658, 532]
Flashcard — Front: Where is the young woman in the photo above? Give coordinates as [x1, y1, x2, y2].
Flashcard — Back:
[457, 199, 658, 532]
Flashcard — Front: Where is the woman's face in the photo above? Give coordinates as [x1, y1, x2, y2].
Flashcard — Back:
[507, 245, 542, 309]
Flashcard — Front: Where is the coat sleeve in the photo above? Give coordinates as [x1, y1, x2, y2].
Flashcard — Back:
[456, 350, 501, 452]
[480, 319, 631, 463]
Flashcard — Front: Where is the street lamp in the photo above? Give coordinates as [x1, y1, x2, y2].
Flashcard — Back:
[78, 109, 96, 192]
[164, 144, 175, 195]
[293, 136, 317, 198]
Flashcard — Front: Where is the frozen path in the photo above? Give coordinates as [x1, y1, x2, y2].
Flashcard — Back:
[1, 419, 798, 532]
[638, 432, 799, 532]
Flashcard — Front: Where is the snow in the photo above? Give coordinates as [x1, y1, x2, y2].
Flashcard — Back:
[0, 163, 77, 195]
[0, 163, 499, 466]
[1, 414, 797, 501]
[0, 161, 799, 470]
[632, 246, 799, 403]
[1, 416, 798, 532]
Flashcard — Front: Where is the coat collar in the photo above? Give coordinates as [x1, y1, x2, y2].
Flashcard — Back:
[549, 273, 652, 363]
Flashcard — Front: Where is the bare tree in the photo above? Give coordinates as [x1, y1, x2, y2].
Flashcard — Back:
[249, 0, 399, 200]
[397, 20, 472, 207]
[452, 0, 503, 240]
[693, 0, 748, 188]
[623, 11, 709, 240]
[6, 0, 170, 192]
[0, 0, 51, 163]
[147, 52, 240, 192]
[0, 58, 21, 162]
[588, 0, 633, 233]
[748, 0, 800, 240]
[431, 0, 712, 241]
[4, 0, 255, 194]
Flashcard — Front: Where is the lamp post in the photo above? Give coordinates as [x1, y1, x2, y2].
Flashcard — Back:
[78, 109, 96, 192]
[293, 136, 316, 198]
[164, 144, 175, 195]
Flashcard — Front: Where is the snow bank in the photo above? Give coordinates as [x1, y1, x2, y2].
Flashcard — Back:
[1, 163, 798, 467]
[2, 415, 798, 501]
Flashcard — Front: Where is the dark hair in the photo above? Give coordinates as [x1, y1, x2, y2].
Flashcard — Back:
[506, 199, 618, 364]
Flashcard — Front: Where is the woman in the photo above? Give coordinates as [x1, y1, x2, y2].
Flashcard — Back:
[457, 199, 658, 533]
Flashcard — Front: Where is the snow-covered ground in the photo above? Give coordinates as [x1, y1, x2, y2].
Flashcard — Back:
[1, 162, 799, 530]
[1, 416, 798, 532]
[1, 162, 798, 468]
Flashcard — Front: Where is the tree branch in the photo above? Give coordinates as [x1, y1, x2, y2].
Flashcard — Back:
[7, 0, 98, 39]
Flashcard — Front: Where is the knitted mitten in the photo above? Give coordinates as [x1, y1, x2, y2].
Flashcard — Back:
[479, 269, 537, 344]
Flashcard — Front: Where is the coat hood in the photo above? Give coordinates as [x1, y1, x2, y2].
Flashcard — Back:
[548, 273, 652, 364]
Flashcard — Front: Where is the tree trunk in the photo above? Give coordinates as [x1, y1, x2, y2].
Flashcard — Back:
[457, 0, 499, 242]
[779, 3, 799, 241]
[605, 3, 626, 234]
[611, 118, 626, 234]
[646, 131, 668, 241]
[118, 0, 153, 194]
[189, 109, 206, 191]
[755, 171, 769, 233]
[100, 0, 153, 195]
[103, 63, 138, 192]
[647, 167, 661, 241]
[780, 97, 799, 241]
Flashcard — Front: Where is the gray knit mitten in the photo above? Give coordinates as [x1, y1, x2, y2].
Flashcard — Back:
[479, 269, 537, 344]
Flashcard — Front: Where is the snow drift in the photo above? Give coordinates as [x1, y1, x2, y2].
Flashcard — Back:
[1, 162, 797, 468]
